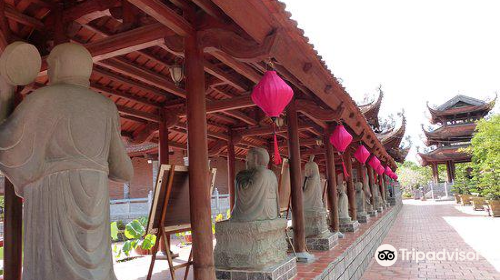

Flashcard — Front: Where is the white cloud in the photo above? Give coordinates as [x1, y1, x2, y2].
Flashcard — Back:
[282, 0, 500, 162]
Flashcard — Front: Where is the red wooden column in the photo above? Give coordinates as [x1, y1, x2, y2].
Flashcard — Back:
[227, 129, 236, 211]
[324, 130, 339, 232]
[431, 163, 439, 183]
[367, 165, 376, 206]
[286, 100, 307, 254]
[343, 152, 357, 221]
[380, 172, 386, 202]
[445, 161, 453, 183]
[185, 30, 215, 279]
[158, 109, 170, 255]
[4, 181, 22, 280]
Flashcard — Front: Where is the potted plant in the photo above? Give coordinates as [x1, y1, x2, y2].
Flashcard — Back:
[484, 185, 500, 217]
[111, 217, 157, 258]
[470, 195, 486, 211]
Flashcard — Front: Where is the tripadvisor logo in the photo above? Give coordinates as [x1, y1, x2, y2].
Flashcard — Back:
[375, 244, 397, 266]
[375, 244, 480, 266]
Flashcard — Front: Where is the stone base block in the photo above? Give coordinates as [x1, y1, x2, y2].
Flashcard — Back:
[216, 255, 297, 280]
[214, 219, 288, 269]
[368, 210, 378, 217]
[340, 220, 359, 233]
[304, 209, 329, 237]
[357, 212, 370, 223]
[306, 231, 338, 251]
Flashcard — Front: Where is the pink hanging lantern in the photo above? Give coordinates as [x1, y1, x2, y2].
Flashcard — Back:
[377, 165, 385, 175]
[368, 156, 381, 171]
[251, 71, 294, 165]
[354, 145, 370, 165]
[329, 124, 353, 178]
[329, 125, 353, 153]
[385, 166, 393, 176]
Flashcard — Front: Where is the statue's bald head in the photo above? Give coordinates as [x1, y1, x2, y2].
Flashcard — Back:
[47, 43, 92, 87]
[246, 147, 269, 169]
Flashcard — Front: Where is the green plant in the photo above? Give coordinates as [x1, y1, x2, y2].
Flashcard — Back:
[111, 217, 156, 257]
[466, 115, 500, 201]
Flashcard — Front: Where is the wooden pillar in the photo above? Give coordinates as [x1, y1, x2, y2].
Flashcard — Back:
[367, 165, 376, 206]
[286, 100, 307, 253]
[446, 161, 453, 183]
[324, 130, 339, 232]
[431, 163, 439, 183]
[451, 161, 456, 182]
[185, 30, 215, 280]
[380, 173, 386, 202]
[343, 152, 357, 221]
[227, 129, 236, 211]
[158, 109, 170, 255]
[4, 180, 22, 280]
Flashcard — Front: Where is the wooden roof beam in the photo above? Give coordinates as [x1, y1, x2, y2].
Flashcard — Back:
[85, 23, 174, 61]
[127, 0, 194, 36]
[93, 67, 171, 99]
[5, 4, 44, 30]
[91, 83, 161, 108]
[117, 105, 159, 122]
[97, 57, 186, 98]
[237, 121, 315, 137]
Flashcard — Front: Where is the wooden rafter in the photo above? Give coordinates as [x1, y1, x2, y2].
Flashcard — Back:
[127, 0, 194, 36]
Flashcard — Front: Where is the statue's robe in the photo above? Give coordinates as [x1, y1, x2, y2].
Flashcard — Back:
[338, 187, 350, 219]
[231, 166, 279, 222]
[355, 182, 365, 212]
[0, 84, 133, 280]
[303, 172, 324, 212]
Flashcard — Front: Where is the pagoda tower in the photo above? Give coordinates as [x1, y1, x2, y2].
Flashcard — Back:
[419, 95, 495, 183]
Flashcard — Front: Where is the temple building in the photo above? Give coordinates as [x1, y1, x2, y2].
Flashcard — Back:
[419, 95, 495, 182]
[359, 89, 410, 163]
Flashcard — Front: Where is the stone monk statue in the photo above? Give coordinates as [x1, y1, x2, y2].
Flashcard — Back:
[337, 175, 350, 220]
[303, 155, 325, 212]
[231, 147, 279, 222]
[0, 42, 133, 280]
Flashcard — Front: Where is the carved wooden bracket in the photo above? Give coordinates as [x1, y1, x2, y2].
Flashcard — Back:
[198, 28, 279, 62]
[295, 99, 344, 122]
[352, 130, 365, 143]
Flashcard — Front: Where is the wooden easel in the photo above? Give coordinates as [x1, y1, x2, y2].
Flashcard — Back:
[146, 165, 216, 280]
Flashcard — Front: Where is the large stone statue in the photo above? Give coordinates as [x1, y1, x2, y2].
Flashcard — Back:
[363, 172, 373, 212]
[355, 181, 365, 213]
[215, 148, 291, 276]
[0, 43, 133, 280]
[231, 147, 279, 222]
[302, 156, 329, 238]
[373, 184, 383, 211]
[337, 178, 350, 221]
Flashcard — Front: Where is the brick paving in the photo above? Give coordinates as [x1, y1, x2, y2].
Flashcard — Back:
[362, 200, 500, 280]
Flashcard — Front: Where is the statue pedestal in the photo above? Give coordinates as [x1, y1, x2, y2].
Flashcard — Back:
[306, 230, 338, 251]
[357, 212, 370, 223]
[214, 219, 288, 270]
[304, 210, 328, 237]
[215, 255, 297, 280]
[339, 217, 359, 233]
[368, 210, 378, 217]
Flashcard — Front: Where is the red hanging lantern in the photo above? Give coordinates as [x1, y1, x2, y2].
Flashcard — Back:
[377, 165, 385, 175]
[385, 166, 393, 176]
[329, 125, 353, 153]
[354, 145, 370, 165]
[251, 71, 294, 165]
[368, 156, 381, 171]
[329, 124, 353, 178]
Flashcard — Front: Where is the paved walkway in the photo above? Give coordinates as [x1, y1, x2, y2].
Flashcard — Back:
[362, 200, 500, 280]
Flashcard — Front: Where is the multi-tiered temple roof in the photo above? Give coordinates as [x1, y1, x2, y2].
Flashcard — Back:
[359, 89, 409, 163]
[419, 95, 495, 167]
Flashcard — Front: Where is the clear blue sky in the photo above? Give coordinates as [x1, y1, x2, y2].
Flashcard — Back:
[282, 0, 500, 162]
